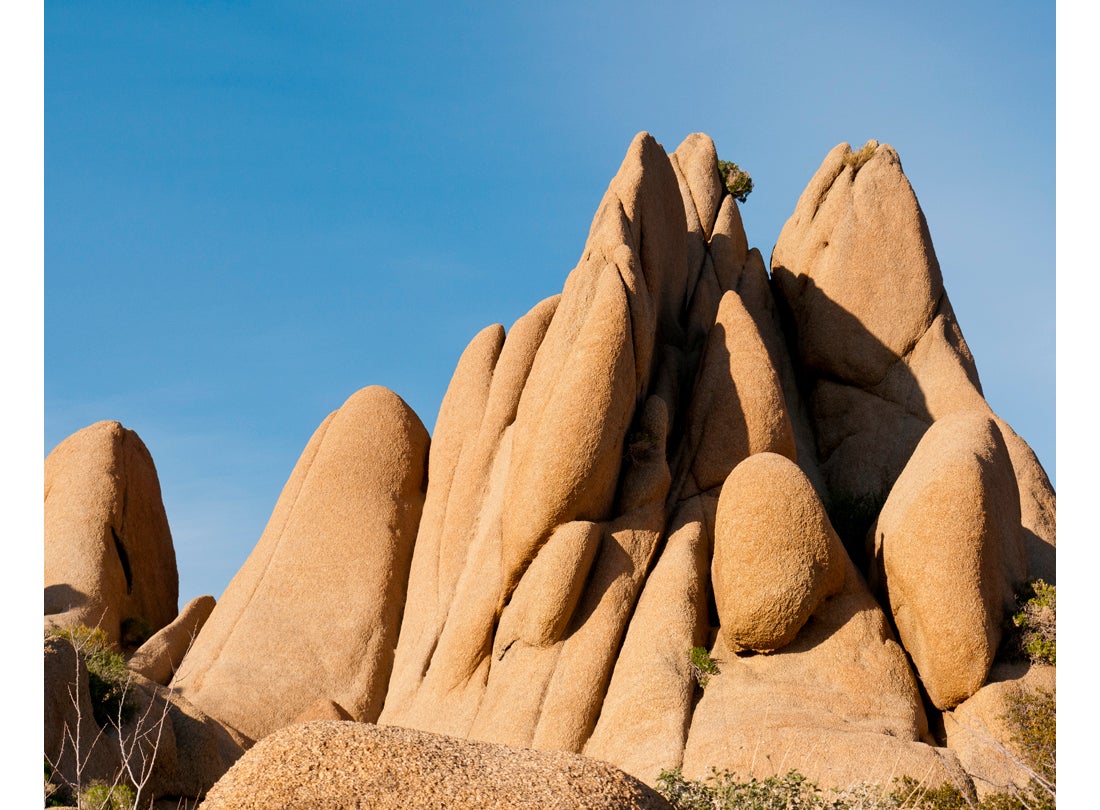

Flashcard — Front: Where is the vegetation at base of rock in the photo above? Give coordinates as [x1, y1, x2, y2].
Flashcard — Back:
[78, 780, 136, 810]
[46, 624, 136, 726]
[717, 160, 753, 203]
[1004, 686, 1056, 796]
[1010, 580, 1055, 666]
[45, 758, 65, 807]
[656, 767, 1057, 810]
[687, 646, 720, 688]
[843, 141, 877, 172]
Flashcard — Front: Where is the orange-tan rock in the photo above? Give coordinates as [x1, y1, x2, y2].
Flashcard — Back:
[44, 420, 178, 646]
[44, 131, 1055, 805]
[713, 453, 845, 653]
[944, 662, 1055, 799]
[172, 386, 428, 741]
[869, 411, 1028, 709]
[129, 594, 216, 685]
[198, 721, 672, 810]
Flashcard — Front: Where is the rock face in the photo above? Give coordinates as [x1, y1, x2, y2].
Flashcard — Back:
[869, 412, 1028, 709]
[44, 420, 178, 646]
[770, 141, 1052, 561]
[129, 595, 217, 685]
[48, 131, 1055, 805]
[944, 662, 1056, 799]
[44, 635, 248, 806]
[171, 386, 429, 741]
[198, 721, 672, 810]
[712, 452, 845, 653]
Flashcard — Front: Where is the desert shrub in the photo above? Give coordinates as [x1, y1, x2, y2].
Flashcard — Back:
[1002, 685, 1056, 807]
[656, 767, 1053, 810]
[657, 767, 896, 809]
[843, 141, 877, 172]
[717, 160, 753, 203]
[890, 776, 968, 809]
[1011, 580, 1055, 666]
[687, 646, 720, 689]
[79, 780, 135, 810]
[47, 624, 136, 726]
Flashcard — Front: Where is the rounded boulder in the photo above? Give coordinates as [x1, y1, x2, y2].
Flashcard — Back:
[713, 453, 846, 652]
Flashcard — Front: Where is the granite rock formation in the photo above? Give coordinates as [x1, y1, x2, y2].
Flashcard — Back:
[198, 721, 672, 810]
[44, 420, 179, 646]
[44, 132, 1055, 806]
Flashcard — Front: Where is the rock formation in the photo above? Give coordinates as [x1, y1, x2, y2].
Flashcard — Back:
[44, 131, 1055, 807]
[198, 721, 672, 810]
[44, 420, 179, 646]
[171, 386, 429, 741]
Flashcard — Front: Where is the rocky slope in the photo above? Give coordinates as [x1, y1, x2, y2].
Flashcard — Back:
[43, 131, 1055, 807]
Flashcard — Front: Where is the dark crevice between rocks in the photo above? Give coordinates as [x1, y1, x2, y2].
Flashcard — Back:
[112, 526, 133, 595]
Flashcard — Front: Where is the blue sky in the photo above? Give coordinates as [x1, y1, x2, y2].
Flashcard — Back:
[45, 2, 1055, 608]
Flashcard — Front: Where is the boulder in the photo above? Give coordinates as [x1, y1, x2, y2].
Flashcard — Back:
[712, 453, 846, 653]
[129, 595, 216, 685]
[44, 635, 247, 807]
[869, 412, 1028, 709]
[944, 662, 1055, 799]
[171, 386, 429, 741]
[770, 141, 985, 547]
[681, 558, 965, 793]
[45, 420, 178, 646]
[197, 721, 672, 810]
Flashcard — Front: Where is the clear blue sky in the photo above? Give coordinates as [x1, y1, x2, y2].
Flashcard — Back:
[45, 2, 1055, 607]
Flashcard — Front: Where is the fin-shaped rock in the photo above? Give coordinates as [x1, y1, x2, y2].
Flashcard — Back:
[129, 594, 216, 685]
[869, 411, 1028, 709]
[172, 386, 428, 740]
[44, 420, 178, 646]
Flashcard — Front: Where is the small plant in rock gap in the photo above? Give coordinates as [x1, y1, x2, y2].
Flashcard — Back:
[1011, 580, 1055, 666]
[717, 160, 753, 203]
[686, 646, 720, 689]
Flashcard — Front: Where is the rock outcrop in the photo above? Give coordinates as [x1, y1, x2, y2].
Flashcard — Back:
[198, 721, 672, 810]
[46, 131, 1055, 806]
[45, 420, 179, 646]
[128, 595, 216, 685]
[170, 386, 429, 741]
[869, 412, 1028, 709]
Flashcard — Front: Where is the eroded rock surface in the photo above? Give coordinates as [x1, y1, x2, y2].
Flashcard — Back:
[45, 420, 179, 646]
[50, 132, 1055, 803]
[171, 386, 429, 741]
[198, 721, 672, 810]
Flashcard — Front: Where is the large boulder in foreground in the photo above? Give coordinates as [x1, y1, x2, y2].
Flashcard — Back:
[45, 420, 178, 646]
[172, 386, 429, 741]
[869, 411, 1028, 709]
[198, 721, 672, 810]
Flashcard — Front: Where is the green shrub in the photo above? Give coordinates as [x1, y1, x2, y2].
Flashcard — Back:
[79, 780, 135, 810]
[890, 776, 968, 809]
[717, 160, 753, 203]
[1011, 580, 1055, 666]
[843, 141, 877, 172]
[655, 767, 1048, 810]
[657, 767, 893, 809]
[1004, 686, 1056, 792]
[46, 624, 136, 726]
[687, 646, 720, 689]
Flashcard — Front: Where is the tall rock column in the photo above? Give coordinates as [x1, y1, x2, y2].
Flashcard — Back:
[45, 420, 179, 646]
[172, 386, 428, 741]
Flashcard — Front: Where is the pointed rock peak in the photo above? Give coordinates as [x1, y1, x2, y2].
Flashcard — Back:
[672, 133, 723, 240]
